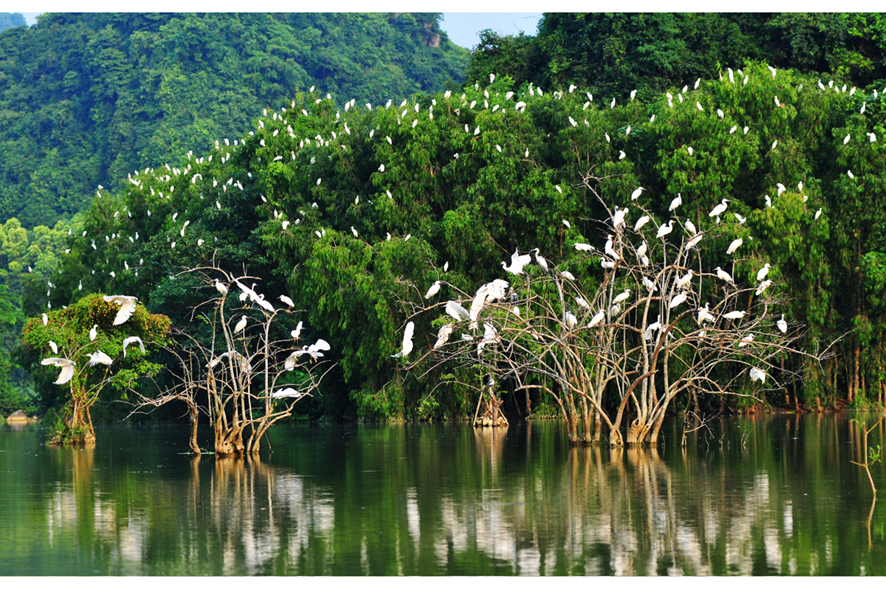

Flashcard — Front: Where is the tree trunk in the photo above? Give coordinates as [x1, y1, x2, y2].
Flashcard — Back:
[189, 405, 200, 455]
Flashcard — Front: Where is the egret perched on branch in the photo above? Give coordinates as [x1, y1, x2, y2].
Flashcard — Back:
[669, 292, 687, 309]
[723, 310, 746, 320]
[291, 321, 303, 341]
[215, 279, 228, 295]
[697, 303, 713, 325]
[103, 295, 138, 325]
[279, 295, 295, 307]
[726, 238, 743, 255]
[750, 367, 766, 383]
[756, 280, 773, 295]
[709, 199, 728, 218]
[635, 215, 650, 231]
[589, 309, 605, 327]
[42, 357, 76, 384]
[49, 341, 58, 354]
[612, 289, 631, 306]
[644, 316, 662, 341]
[561, 270, 576, 281]
[676, 270, 693, 290]
[434, 323, 454, 349]
[738, 334, 754, 348]
[42, 313, 48, 326]
[574, 243, 594, 252]
[445, 300, 470, 322]
[234, 315, 248, 334]
[89, 324, 98, 342]
[757, 264, 771, 282]
[501, 249, 532, 275]
[669, 194, 682, 212]
[564, 312, 578, 330]
[715, 267, 734, 284]
[271, 388, 303, 399]
[657, 220, 674, 239]
[122, 336, 145, 357]
[777, 314, 788, 333]
[642, 276, 657, 292]
[631, 187, 645, 201]
[425, 281, 441, 299]
[391, 321, 414, 358]
[531, 248, 549, 271]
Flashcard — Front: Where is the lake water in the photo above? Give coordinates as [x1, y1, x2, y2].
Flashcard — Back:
[1, 413, 884, 575]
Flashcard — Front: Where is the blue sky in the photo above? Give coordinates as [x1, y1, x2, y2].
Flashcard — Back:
[441, 13, 542, 49]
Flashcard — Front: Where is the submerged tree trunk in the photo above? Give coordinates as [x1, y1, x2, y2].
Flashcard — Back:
[188, 404, 200, 455]
[52, 389, 97, 447]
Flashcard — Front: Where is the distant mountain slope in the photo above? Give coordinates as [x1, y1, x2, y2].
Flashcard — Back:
[0, 13, 26, 32]
[0, 13, 469, 227]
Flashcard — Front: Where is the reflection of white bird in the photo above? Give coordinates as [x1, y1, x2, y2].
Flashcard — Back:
[85, 351, 113, 366]
[777, 314, 788, 333]
[122, 336, 145, 357]
[727, 238, 743, 255]
[757, 263, 771, 281]
[589, 309, 605, 327]
[90, 324, 98, 341]
[234, 315, 248, 334]
[391, 321, 415, 358]
[715, 267, 734, 283]
[103, 295, 138, 325]
[425, 281, 442, 299]
[42, 357, 76, 384]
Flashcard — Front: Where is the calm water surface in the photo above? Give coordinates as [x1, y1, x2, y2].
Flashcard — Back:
[1, 413, 884, 575]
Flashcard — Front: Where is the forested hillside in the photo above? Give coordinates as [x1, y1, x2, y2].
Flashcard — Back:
[0, 13, 469, 227]
[0, 13, 26, 32]
[5, 13, 886, 425]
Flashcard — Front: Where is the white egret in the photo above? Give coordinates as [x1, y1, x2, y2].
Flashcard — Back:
[723, 310, 746, 320]
[756, 280, 773, 295]
[764, 195, 772, 208]
[501, 249, 532, 275]
[279, 295, 295, 307]
[42, 313, 48, 326]
[85, 351, 113, 366]
[738, 334, 754, 348]
[815, 208, 822, 220]
[709, 199, 728, 218]
[644, 316, 662, 341]
[687, 146, 694, 156]
[715, 267, 734, 283]
[669, 292, 687, 309]
[575, 297, 590, 310]
[612, 207, 627, 229]
[41, 357, 76, 384]
[564, 312, 578, 330]
[757, 263, 771, 282]
[726, 238, 743, 255]
[293, 338, 331, 362]
[637, 241, 648, 258]
[425, 281, 442, 299]
[391, 321, 415, 358]
[49, 341, 58, 354]
[844, 134, 851, 145]
[291, 321, 304, 340]
[604, 235, 620, 260]
[234, 315, 248, 334]
[657, 220, 674, 239]
[612, 289, 631, 306]
[697, 303, 712, 325]
[122, 336, 145, 357]
[685, 220, 697, 235]
[434, 323, 454, 349]
[271, 388, 303, 399]
[749, 367, 766, 383]
[445, 300, 470, 322]
[777, 315, 788, 333]
[561, 271, 576, 281]
[631, 187, 645, 200]
[89, 324, 98, 341]
[734, 213, 746, 224]
[103, 295, 138, 325]
[574, 243, 594, 252]
[642, 276, 658, 292]
[588, 309, 605, 328]
[676, 270, 693, 290]
[563, 220, 571, 229]
[635, 215, 650, 231]
[669, 194, 682, 212]
[531, 248, 549, 271]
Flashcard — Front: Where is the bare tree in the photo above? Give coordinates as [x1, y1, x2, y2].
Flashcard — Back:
[404, 179, 832, 447]
[128, 265, 334, 456]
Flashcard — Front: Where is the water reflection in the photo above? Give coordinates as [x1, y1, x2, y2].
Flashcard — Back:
[0, 415, 884, 575]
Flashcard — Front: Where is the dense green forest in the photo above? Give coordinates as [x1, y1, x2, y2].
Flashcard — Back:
[0, 13, 468, 227]
[4, 13, 886, 429]
[0, 13, 26, 32]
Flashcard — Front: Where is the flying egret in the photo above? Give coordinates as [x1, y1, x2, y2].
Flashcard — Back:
[425, 281, 442, 299]
[657, 220, 675, 239]
[777, 315, 788, 333]
[709, 199, 728, 218]
[715, 267, 734, 283]
[234, 315, 248, 334]
[103, 295, 138, 325]
[89, 324, 98, 341]
[749, 367, 766, 383]
[122, 336, 145, 357]
[280, 295, 295, 307]
[291, 321, 304, 340]
[734, 213, 746, 224]
[502, 249, 532, 275]
[85, 351, 113, 366]
[41, 357, 76, 384]
[757, 264, 771, 282]
[391, 321, 415, 358]
[727, 238, 743, 255]
[669, 194, 682, 212]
